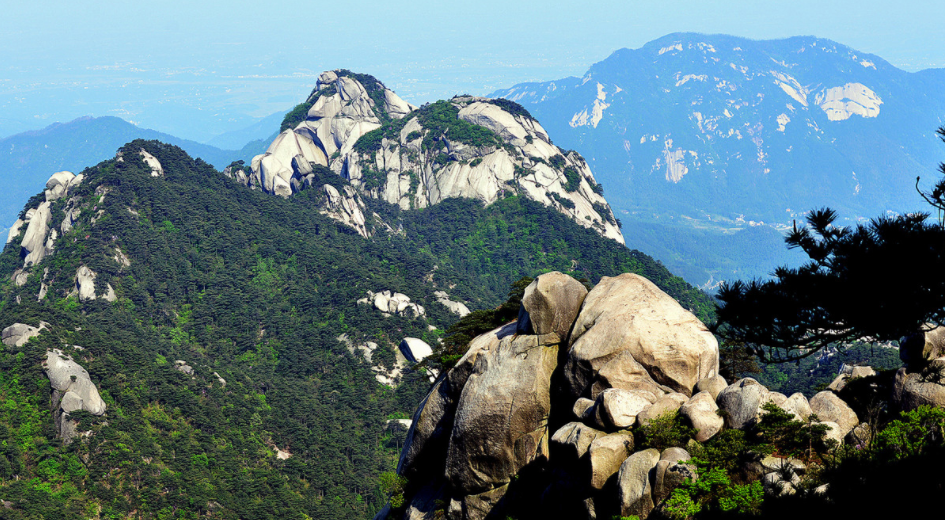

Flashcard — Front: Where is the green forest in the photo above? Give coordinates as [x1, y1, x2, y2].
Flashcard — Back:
[0, 140, 712, 519]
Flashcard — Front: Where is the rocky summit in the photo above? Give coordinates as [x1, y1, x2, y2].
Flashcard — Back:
[239, 70, 624, 243]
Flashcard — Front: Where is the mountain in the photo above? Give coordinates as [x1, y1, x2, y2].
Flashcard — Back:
[0, 116, 259, 235]
[0, 74, 713, 517]
[244, 70, 624, 244]
[491, 33, 945, 286]
[205, 110, 285, 150]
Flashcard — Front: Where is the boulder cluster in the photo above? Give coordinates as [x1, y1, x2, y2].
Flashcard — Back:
[386, 271, 869, 520]
[894, 326, 945, 410]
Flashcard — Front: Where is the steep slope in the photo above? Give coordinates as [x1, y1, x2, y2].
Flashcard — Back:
[245, 70, 624, 244]
[492, 33, 945, 285]
[0, 116, 253, 234]
[0, 139, 710, 519]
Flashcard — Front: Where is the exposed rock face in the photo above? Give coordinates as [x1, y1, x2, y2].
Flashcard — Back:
[45, 171, 76, 201]
[446, 333, 558, 495]
[247, 70, 624, 243]
[717, 378, 769, 430]
[564, 273, 719, 401]
[399, 338, 433, 363]
[21, 201, 52, 267]
[809, 391, 859, 438]
[139, 149, 165, 177]
[73, 266, 117, 302]
[679, 391, 723, 442]
[516, 271, 588, 338]
[893, 367, 945, 411]
[828, 364, 877, 392]
[618, 448, 660, 518]
[43, 349, 106, 441]
[175, 360, 195, 376]
[321, 184, 370, 238]
[358, 290, 425, 318]
[900, 326, 945, 368]
[434, 291, 471, 317]
[2, 322, 49, 347]
[390, 270, 866, 519]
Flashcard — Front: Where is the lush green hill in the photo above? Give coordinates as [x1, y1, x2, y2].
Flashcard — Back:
[0, 116, 263, 234]
[0, 139, 712, 519]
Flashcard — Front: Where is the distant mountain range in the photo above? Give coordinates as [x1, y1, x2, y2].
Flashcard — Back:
[493, 33, 945, 286]
[0, 116, 268, 232]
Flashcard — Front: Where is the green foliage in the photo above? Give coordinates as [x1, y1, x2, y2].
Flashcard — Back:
[549, 192, 575, 210]
[664, 460, 764, 519]
[634, 411, 695, 452]
[279, 84, 336, 133]
[470, 158, 483, 167]
[756, 402, 833, 461]
[873, 405, 945, 459]
[418, 101, 501, 150]
[717, 206, 945, 362]
[483, 98, 534, 120]
[562, 166, 581, 192]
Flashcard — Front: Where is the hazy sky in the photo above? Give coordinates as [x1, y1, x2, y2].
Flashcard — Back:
[3, 0, 944, 141]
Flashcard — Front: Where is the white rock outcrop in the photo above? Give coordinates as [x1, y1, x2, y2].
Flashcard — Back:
[139, 149, 164, 177]
[434, 291, 471, 317]
[247, 71, 624, 244]
[358, 290, 425, 318]
[814, 83, 882, 121]
[2, 322, 49, 347]
[399, 338, 434, 363]
[43, 349, 106, 441]
[21, 202, 52, 267]
[321, 184, 370, 238]
[73, 266, 117, 302]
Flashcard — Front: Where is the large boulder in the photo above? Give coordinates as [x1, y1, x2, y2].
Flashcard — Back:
[446, 330, 558, 495]
[43, 349, 106, 441]
[398, 323, 516, 483]
[892, 367, 945, 411]
[564, 273, 719, 401]
[2, 322, 48, 347]
[21, 201, 52, 267]
[781, 393, 813, 422]
[637, 392, 688, 426]
[587, 432, 634, 490]
[551, 422, 604, 467]
[617, 448, 660, 518]
[515, 271, 588, 338]
[589, 388, 653, 430]
[694, 375, 728, 400]
[44, 171, 76, 201]
[809, 391, 858, 437]
[900, 326, 945, 368]
[399, 338, 434, 363]
[679, 391, 724, 442]
[717, 378, 769, 430]
[652, 448, 694, 505]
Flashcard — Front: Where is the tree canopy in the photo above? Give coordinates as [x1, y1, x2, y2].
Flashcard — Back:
[716, 127, 945, 362]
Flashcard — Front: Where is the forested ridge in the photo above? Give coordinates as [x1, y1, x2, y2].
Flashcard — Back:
[0, 140, 712, 519]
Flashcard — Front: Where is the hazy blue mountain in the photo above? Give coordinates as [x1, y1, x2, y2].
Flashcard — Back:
[0, 116, 254, 231]
[205, 110, 284, 150]
[492, 33, 945, 287]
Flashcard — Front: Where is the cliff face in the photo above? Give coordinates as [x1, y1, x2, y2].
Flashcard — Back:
[247, 70, 624, 243]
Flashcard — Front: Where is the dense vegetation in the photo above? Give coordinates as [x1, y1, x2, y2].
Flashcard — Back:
[0, 140, 713, 519]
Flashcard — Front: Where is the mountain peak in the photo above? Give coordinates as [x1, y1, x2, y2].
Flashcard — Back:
[244, 70, 625, 243]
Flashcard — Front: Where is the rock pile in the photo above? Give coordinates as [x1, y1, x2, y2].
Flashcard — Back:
[388, 271, 861, 520]
[42, 348, 106, 442]
[893, 326, 945, 410]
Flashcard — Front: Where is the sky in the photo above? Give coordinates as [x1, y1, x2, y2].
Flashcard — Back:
[2, 0, 944, 143]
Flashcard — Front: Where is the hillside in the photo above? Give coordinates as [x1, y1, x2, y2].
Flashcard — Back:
[0, 116, 265, 235]
[0, 138, 711, 519]
[492, 33, 945, 286]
